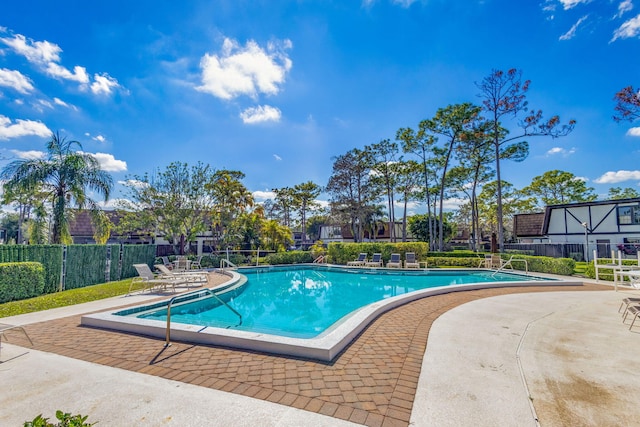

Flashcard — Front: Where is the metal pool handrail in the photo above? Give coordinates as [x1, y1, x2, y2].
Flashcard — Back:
[491, 256, 528, 277]
[220, 258, 237, 270]
[165, 288, 242, 347]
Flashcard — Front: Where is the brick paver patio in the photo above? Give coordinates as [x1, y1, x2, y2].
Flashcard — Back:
[9, 279, 608, 427]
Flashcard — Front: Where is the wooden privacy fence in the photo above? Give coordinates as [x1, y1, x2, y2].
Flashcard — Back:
[0, 244, 156, 293]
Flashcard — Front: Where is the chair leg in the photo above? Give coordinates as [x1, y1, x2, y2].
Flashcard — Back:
[629, 312, 639, 330]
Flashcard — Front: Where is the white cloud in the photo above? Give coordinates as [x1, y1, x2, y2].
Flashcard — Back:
[90, 73, 120, 95]
[52, 97, 77, 111]
[118, 179, 148, 188]
[81, 152, 127, 172]
[559, 0, 590, 10]
[93, 135, 106, 143]
[97, 198, 127, 210]
[0, 68, 34, 94]
[273, 154, 282, 161]
[612, 13, 640, 41]
[442, 197, 466, 210]
[546, 146, 576, 156]
[45, 62, 89, 83]
[36, 99, 54, 110]
[316, 199, 329, 209]
[0, 115, 51, 140]
[391, 0, 418, 7]
[559, 15, 588, 40]
[197, 37, 292, 100]
[0, 33, 62, 64]
[616, 0, 634, 18]
[252, 190, 276, 201]
[594, 170, 640, 183]
[0, 31, 121, 94]
[10, 149, 45, 160]
[240, 105, 282, 124]
[627, 127, 640, 136]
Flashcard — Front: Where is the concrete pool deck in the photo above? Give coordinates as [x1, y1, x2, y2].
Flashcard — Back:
[1, 278, 639, 426]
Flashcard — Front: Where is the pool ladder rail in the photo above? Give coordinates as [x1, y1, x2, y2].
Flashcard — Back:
[220, 258, 238, 270]
[165, 288, 242, 347]
[491, 255, 529, 277]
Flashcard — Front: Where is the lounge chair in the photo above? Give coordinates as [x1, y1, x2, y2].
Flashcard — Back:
[174, 256, 190, 271]
[387, 253, 402, 268]
[365, 253, 383, 267]
[129, 264, 182, 294]
[190, 255, 204, 270]
[619, 297, 640, 317]
[161, 256, 174, 270]
[155, 264, 208, 288]
[623, 305, 640, 330]
[347, 253, 368, 266]
[481, 254, 503, 269]
[0, 323, 34, 359]
[405, 252, 421, 269]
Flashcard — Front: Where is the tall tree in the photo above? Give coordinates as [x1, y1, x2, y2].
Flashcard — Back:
[477, 180, 536, 239]
[207, 169, 253, 247]
[395, 160, 422, 241]
[366, 139, 400, 242]
[272, 187, 296, 228]
[291, 181, 321, 246]
[262, 219, 294, 251]
[523, 170, 597, 206]
[0, 212, 20, 243]
[397, 126, 438, 250]
[119, 161, 218, 252]
[0, 132, 113, 244]
[1, 181, 48, 244]
[613, 86, 640, 122]
[421, 103, 482, 251]
[450, 120, 496, 250]
[608, 187, 640, 200]
[326, 148, 378, 242]
[477, 69, 575, 251]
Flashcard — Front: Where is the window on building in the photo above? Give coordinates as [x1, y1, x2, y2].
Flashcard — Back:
[618, 205, 640, 225]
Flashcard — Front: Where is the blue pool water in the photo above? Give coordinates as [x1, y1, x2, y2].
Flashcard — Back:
[134, 266, 549, 339]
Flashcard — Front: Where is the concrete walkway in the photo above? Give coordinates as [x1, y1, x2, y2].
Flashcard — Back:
[1, 283, 639, 426]
[411, 289, 640, 426]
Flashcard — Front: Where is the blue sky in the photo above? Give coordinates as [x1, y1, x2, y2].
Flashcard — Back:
[1, 0, 640, 212]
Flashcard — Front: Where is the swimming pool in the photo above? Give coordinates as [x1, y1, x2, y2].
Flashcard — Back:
[135, 267, 550, 339]
[82, 265, 580, 361]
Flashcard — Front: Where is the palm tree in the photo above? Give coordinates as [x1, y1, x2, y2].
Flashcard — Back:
[0, 132, 113, 244]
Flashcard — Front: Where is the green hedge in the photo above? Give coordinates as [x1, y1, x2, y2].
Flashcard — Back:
[264, 250, 314, 265]
[0, 262, 45, 303]
[583, 259, 640, 281]
[327, 242, 429, 265]
[0, 245, 62, 294]
[0, 244, 157, 298]
[65, 245, 108, 290]
[120, 245, 157, 279]
[325, 243, 574, 275]
[426, 254, 574, 275]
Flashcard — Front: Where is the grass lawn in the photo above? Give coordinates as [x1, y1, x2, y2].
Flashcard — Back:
[573, 262, 588, 276]
[0, 278, 136, 318]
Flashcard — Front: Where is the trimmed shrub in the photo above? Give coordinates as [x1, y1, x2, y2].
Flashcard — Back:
[0, 262, 45, 303]
[584, 259, 640, 281]
[0, 245, 62, 294]
[327, 242, 429, 265]
[264, 250, 314, 265]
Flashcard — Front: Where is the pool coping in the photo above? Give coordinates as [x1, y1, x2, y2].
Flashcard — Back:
[81, 266, 584, 361]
